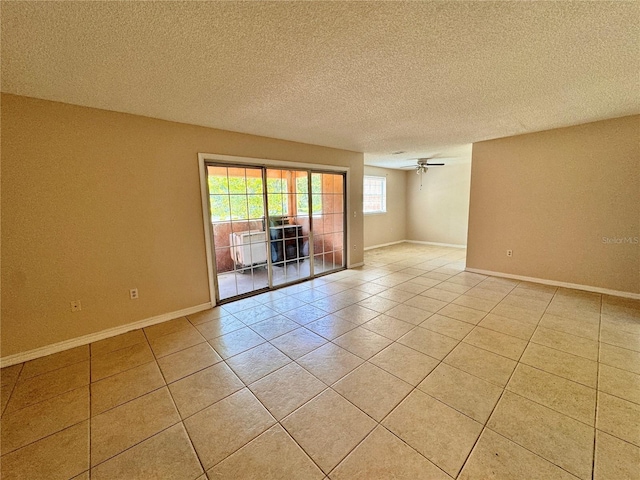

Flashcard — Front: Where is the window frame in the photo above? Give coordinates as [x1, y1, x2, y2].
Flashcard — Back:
[363, 175, 387, 214]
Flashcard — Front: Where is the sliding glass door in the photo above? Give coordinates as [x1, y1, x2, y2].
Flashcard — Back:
[267, 169, 312, 288]
[311, 172, 345, 274]
[207, 165, 269, 300]
[206, 163, 346, 303]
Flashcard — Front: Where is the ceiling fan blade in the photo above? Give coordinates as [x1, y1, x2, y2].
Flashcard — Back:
[426, 163, 445, 166]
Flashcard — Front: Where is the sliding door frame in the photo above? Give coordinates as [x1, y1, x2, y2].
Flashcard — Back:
[198, 153, 351, 307]
[264, 166, 314, 289]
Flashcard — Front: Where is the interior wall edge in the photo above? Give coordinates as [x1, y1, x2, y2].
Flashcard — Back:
[0, 302, 213, 368]
[466, 267, 640, 299]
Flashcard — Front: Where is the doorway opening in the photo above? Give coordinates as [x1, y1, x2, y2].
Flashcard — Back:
[204, 163, 346, 303]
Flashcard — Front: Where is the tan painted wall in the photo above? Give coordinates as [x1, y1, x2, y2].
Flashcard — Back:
[363, 166, 407, 248]
[1, 94, 364, 357]
[406, 163, 471, 246]
[467, 115, 640, 294]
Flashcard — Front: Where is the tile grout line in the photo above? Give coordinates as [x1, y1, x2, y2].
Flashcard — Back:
[2, 372, 91, 419]
[0, 363, 24, 419]
[146, 324, 222, 478]
[175, 418, 208, 477]
[89, 316, 171, 418]
[2, 348, 95, 458]
[126, 327, 206, 477]
[482, 427, 584, 480]
[91, 421, 184, 472]
[514, 359, 596, 389]
[286, 359, 442, 478]
[450, 278, 525, 478]
[474, 286, 601, 480]
[88, 341, 92, 479]
[477, 326, 602, 428]
[232, 255, 463, 476]
[275, 387, 338, 477]
[323, 425, 381, 478]
[186, 353, 344, 474]
[90, 335, 149, 359]
[591, 295, 603, 480]
[344, 256, 484, 478]
[319, 266, 482, 477]
[0, 422, 91, 463]
[368, 424, 453, 479]
[532, 321, 601, 344]
[10, 355, 88, 383]
[89, 330, 165, 472]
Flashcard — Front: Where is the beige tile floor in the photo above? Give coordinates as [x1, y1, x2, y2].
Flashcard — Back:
[1, 243, 639, 479]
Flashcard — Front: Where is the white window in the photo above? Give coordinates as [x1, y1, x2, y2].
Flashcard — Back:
[363, 176, 387, 214]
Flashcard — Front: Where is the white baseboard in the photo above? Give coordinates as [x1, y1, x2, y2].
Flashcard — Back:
[465, 268, 640, 300]
[348, 262, 365, 268]
[0, 302, 213, 368]
[405, 240, 467, 249]
[365, 240, 467, 251]
[364, 240, 405, 251]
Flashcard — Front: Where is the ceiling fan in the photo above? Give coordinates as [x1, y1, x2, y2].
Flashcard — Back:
[399, 158, 445, 189]
[400, 158, 446, 174]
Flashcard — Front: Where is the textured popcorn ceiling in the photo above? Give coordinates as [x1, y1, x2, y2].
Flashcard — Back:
[2, 1, 638, 168]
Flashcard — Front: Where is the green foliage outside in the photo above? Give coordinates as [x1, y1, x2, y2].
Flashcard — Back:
[208, 172, 323, 222]
[297, 174, 323, 215]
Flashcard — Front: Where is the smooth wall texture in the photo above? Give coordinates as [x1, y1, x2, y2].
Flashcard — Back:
[467, 115, 640, 294]
[1, 94, 364, 357]
[406, 163, 471, 246]
[363, 166, 407, 248]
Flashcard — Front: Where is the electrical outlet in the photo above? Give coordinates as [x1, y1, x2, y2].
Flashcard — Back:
[70, 300, 81, 312]
[130, 288, 139, 299]
[353, 245, 356, 250]
[506, 249, 513, 257]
